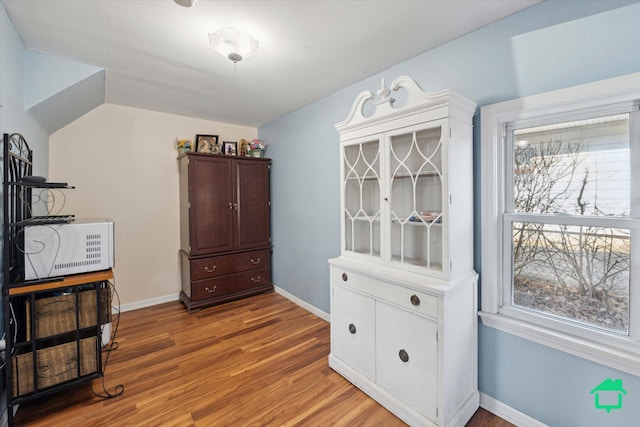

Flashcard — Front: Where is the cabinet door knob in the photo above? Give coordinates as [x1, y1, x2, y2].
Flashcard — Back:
[251, 276, 261, 283]
[205, 265, 217, 272]
[205, 286, 217, 293]
[250, 257, 261, 265]
[399, 349, 409, 363]
[341, 273, 348, 282]
[228, 202, 233, 210]
[410, 294, 420, 306]
[348, 323, 356, 334]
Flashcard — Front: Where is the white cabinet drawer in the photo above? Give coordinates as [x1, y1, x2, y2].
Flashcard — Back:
[376, 301, 438, 422]
[331, 284, 376, 380]
[331, 266, 438, 319]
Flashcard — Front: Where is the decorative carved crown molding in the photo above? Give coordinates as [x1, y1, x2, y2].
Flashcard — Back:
[335, 76, 476, 134]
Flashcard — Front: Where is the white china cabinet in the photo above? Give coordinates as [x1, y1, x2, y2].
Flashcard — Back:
[329, 76, 479, 427]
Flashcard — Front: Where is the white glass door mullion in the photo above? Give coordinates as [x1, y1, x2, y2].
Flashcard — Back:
[380, 133, 391, 262]
[342, 136, 382, 260]
[439, 120, 449, 276]
[387, 120, 445, 274]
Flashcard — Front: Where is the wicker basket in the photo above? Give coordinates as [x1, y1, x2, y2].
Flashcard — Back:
[26, 287, 111, 340]
[12, 336, 98, 397]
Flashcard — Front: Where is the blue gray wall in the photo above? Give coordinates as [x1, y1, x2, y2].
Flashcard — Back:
[0, 3, 50, 417]
[260, 1, 640, 425]
[0, 6, 49, 156]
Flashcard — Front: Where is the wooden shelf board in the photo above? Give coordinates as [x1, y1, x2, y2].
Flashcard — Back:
[9, 269, 114, 296]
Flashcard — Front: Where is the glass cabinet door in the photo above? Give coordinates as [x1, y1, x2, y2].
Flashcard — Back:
[343, 139, 381, 257]
[389, 125, 443, 271]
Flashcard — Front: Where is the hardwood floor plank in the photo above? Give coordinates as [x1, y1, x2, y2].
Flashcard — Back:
[13, 292, 512, 426]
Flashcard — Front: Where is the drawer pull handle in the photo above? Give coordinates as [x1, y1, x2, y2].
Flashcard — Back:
[341, 273, 348, 282]
[204, 265, 217, 272]
[410, 294, 420, 306]
[205, 286, 217, 293]
[251, 276, 261, 283]
[250, 257, 261, 265]
[348, 323, 356, 334]
[399, 349, 409, 363]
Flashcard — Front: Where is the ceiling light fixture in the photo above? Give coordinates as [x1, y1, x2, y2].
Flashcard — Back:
[208, 28, 259, 64]
[174, 0, 196, 7]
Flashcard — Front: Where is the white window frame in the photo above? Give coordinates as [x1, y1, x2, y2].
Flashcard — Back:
[480, 72, 640, 376]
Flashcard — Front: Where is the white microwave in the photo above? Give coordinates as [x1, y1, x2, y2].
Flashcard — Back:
[23, 218, 115, 280]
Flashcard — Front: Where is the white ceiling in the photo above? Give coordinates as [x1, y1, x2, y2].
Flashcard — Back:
[2, 0, 540, 127]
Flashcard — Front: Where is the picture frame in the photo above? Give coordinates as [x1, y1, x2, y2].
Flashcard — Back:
[196, 134, 221, 154]
[223, 141, 238, 156]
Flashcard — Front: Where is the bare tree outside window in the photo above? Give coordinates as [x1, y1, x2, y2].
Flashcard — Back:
[510, 115, 631, 334]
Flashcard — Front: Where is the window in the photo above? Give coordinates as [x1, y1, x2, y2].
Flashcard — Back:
[509, 114, 631, 334]
[480, 73, 640, 375]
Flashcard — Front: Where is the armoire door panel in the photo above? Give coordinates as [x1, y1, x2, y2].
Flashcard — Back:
[235, 159, 271, 250]
[189, 156, 234, 255]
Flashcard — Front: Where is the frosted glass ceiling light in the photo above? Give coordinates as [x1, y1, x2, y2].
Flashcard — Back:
[208, 28, 259, 63]
[174, 0, 196, 7]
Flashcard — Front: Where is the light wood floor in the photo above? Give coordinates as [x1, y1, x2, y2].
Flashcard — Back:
[14, 292, 513, 426]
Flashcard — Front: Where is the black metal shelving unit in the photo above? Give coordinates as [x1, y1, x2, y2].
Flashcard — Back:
[2, 133, 120, 425]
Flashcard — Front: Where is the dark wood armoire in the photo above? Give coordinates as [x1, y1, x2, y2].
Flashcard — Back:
[178, 152, 273, 312]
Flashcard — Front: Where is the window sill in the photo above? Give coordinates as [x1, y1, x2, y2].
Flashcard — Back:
[478, 311, 640, 376]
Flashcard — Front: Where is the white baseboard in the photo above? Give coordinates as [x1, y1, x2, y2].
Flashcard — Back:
[274, 286, 330, 322]
[119, 293, 180, 313]
[480, 392, 548, 427]
[117, 287, 330, 321]
[117, 285, 330, 319]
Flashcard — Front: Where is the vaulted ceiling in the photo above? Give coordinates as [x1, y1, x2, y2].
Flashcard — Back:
[2, 0, 540, 127]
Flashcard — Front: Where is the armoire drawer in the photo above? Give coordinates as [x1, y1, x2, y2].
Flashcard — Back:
[331, 267, 438, 319]
[191, 267, 271, 301]
[191, 249, 270, 281]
